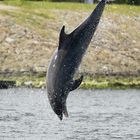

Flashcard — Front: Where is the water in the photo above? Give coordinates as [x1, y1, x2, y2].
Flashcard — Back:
[0, 88, 140, 140]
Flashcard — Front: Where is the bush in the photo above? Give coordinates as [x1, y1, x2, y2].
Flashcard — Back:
[128, 0, 140, 5]
[115, 0, 128, 4]
[49, 0, 83, 2]
[2, 0, 140, 5]
[110, 0, 140, 5]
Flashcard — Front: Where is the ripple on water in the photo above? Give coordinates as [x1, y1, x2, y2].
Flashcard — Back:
[0, 88, 140, 140]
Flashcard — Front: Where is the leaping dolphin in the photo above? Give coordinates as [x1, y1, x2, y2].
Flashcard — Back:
[47, 0, 106, 120]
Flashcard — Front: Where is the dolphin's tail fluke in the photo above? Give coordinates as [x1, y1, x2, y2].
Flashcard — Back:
[65, 0, 106, 51]
[82, 0, 106, 33]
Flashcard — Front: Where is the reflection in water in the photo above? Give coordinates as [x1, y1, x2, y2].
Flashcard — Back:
[0, 88, 140, 140]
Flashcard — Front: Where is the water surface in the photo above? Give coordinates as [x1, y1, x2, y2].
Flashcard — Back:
[0, 88, 140, 140]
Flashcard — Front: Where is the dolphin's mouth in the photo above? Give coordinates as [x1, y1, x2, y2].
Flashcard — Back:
[57, 110, 69, 120]
[57, 109, 69, 120]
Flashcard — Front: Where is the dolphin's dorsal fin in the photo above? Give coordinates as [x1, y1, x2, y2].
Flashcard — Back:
[58, 26, 68, 50]
[69, 75, 83, 91]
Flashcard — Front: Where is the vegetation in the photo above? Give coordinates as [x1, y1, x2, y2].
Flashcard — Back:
[114, 0, 140, 5]
[1, 0, 140, 5]
[81, 76, 140, 89]
[0, 75, 140, 89]
[2, 0, 140, 15]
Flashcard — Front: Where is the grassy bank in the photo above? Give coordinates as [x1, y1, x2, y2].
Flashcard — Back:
[0, 76, 140, 89]
[0, 1, 140, 89]
[82, 76, 140, 89]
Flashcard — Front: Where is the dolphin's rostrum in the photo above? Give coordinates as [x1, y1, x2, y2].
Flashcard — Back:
[47, 0, 106, 120]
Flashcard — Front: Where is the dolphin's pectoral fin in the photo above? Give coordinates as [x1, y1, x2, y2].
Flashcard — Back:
[69, 75, 83, 91]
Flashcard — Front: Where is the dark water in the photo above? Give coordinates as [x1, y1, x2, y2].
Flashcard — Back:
[0, 88, 140, 140]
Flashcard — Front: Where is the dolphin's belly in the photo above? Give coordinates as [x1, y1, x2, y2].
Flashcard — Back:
[47, 50, 66, 92]
[60, 48, 84, 78]
[47, 44, 85, 94]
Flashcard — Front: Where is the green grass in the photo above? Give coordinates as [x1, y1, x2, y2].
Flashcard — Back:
[1, 0, 140, 34]
[105, 4, 140, 16]
[81, 76, 140, 89]
[0, 76, 46, 88]
[0, 7, 54, 37]
[3, 0, 96, 11]
[2, 0, 140, 16]
[1, 0, 139, 38]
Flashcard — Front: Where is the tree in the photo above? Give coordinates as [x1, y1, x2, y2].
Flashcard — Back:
[128, 0, 140, 5]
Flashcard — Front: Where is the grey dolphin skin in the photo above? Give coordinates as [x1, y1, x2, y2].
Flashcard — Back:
[47, 0, 106, 120]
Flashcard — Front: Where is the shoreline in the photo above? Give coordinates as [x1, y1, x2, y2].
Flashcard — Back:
[0, 75, 140, 89]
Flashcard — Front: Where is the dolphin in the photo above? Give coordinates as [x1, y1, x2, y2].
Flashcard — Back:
[47, 0, 106, 120]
